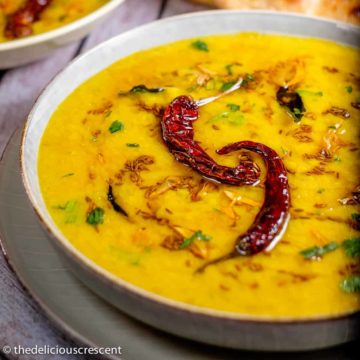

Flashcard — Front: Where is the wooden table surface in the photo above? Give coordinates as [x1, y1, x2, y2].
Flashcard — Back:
[0, 1, 358, 359]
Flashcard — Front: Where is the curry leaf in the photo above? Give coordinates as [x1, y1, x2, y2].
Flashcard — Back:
[277, 86, 306, 122]
[130, 85, 164, 93]
[118, 85, 165, 95]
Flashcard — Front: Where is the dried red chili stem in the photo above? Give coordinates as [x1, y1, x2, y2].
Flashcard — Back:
[5, 0, 52, 39]
[196, 141, 290, 272]
[161, 96, 260, 185]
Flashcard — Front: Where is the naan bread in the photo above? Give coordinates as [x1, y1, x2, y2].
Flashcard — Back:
[191, 0, 360, 25]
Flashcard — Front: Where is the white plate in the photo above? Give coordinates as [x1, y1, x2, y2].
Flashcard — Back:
[0, 0, 124, 69]
[1, 130, 358, 359]
[20, 11, 360, 351]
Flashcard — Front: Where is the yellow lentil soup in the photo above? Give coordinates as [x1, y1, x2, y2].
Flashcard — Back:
[0, 0, 109, 42]
[38, 33, 360, 317]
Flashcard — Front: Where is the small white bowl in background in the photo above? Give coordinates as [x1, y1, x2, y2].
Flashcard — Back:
[0, 0, 125, 69]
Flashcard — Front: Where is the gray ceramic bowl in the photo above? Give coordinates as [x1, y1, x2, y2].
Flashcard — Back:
[21, 11, 360, 351]
[0, 0, 124, 69]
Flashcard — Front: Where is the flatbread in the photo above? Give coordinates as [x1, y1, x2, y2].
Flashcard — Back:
[190, 0, 360, 25]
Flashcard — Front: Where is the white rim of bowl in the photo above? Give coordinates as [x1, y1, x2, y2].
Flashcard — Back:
[21, 10, 360, 324]
[0, 0, 125, 51]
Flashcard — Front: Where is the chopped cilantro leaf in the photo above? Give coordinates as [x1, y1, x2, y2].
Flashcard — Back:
[351, 213, 360, 223]
[300, 242, 338, 259]
[245, 73, 254, 82]
[342, 238, 360, 258]
[87, 207, 104, 226]
[191, 40, 209, 52]
[227, 103, 240, 112]
[56, 200, 77, 212]
[340, 276, 360, 293]
[220, 81, 236, 92]
[180, 230, 212, 249]
[109, 120, 124, 134]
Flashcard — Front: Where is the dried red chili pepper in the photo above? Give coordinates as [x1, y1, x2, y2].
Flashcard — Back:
[5, 0, 51, 39]
[161, 95, 290, 271]
[161, 95, 260, 185]
[197, 141, 290, 272]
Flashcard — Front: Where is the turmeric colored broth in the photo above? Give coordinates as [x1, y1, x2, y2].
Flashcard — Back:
[38, 33, 360, 317]
[0, 0, 108, 42]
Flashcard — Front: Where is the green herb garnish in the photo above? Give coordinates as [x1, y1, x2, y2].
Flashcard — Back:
[345, 86, 353, 94]
[86, 207, 104, 226]
[225, 64, 233, 75]
[122, 85, 164, 94]
[126, 143, 140, 148]
[245, 73, 254, 82]
[225, 63, 242, 76]
[104, 110, 112, 118]
[229, 116, 244, 126]
[56, 200, 77, 211]
[351, 213, 360, 223]
[340, 276, 360, 293]
[227, 103, 240, 112]
[220, 81, 236, 92]
[342, 238, 360, 258]
[191, 40, 209, 52]
[62, 173, 74, 178]
[317, 188, 325, 194]
[109, 120, 124, 134]
[56, 201, 77, 223]
[65, 214, 77, 224]
[207, 112, 229, 123]
[180, 230, 212, 249]
[299, 242, 338, 259]
[328, 125, 337, 129]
